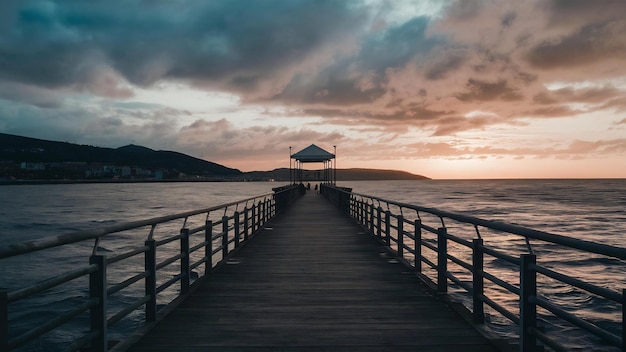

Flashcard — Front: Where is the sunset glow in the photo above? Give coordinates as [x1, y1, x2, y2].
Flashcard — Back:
[1, 1, 625, 179]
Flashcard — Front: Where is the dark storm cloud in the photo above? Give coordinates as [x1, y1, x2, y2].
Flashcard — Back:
[424, 49, 466, 80]
[526, 22, 626, 69]
[273, 16, 442, 105]
[0, 0, 367, 90]
[456, 79, 523, 102]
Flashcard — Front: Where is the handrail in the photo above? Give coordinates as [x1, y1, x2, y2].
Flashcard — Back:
[349, 190, 626, 260]
[320, 184, 625, 352]
[0, 192, 275, 259]
[0, 184, 303, 352]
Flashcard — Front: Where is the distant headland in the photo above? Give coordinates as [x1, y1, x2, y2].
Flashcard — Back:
[0, 132, 429, 183]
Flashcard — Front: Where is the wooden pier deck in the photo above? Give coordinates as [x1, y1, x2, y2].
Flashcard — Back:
[129, 191, 502, 351]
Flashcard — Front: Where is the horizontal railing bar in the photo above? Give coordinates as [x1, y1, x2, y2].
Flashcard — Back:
[422, 240, 437, 253]
[9, 297, 98, 350]
[156, 274, 182, 294]
[190, 257, 208, 271]
[446, 233, 473, 248]
[188, 225, 206, 235]
[447, 253, 473, 272]
[211, 247, 222, 256]
[421, 224, 438, 234]
[482, 246, 520, 265]
[531, 327, 568, 352]
[532, 264, 623, 303]
[422, 256, 437, 270]
[8, 264, 98, 302]
[189, 241, 207, 254]
[107, 246, 148, 265]
[482, 270, 520, 295]
[349, 190, 626, 259]
[156, 253, 183, 271]
[447, 272, 472, 292]
[107, 271, 150, 296]
[212, 232, 224, 241]
[107, 295, 151, 328]
[533, 296, 622, 347]
[401, 243, 413, 253]
[481, 293, 520, 324]
[61, 330, 99, 352]
[403, 231, 415, 241]
[0, 192, 275, 259]
[155, 234, 182, 247]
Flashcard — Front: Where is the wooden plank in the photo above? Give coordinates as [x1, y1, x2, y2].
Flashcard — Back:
[129, 191, 504, 351]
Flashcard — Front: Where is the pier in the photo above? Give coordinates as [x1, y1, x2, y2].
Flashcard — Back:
[129, 190, 499, 352]
[1, 182, 625, 351]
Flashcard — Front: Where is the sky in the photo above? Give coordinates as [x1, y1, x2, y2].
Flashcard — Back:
[0, 0, 625, 179]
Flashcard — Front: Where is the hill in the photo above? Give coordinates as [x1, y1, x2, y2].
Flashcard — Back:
[0, 133, 242, 177]
[244, 168, 429, 181]
[0, 133, 429, 181]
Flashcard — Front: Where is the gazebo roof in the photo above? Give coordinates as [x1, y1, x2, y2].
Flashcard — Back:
[291, 144, 335, 162]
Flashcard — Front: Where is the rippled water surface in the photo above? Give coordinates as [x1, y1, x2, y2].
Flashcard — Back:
[1, 179, 625, 351]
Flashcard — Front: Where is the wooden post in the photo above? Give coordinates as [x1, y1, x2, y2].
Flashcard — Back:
[414, 220, 422, 273]
[205, 220, 213, 274]
[89, 255, 107, 352]
[377, 207, 382, 239]
[222, 216, 229, 262]
[0, 290, 8, 352]
[243, 208, 249, 241]
[256, 201, 261, 231]
[180, 228, 190, 294]
[520, 254, 537, 352]
[472, 239, 484, 324]
[437, 228, 448, 293]
[385, 211, 391, 248]
[369, 204, 374, 234]
[145, 239, 156, 322]
[251, 205, 256, 234]
[359, 200, 364, 225]
[234, 211, 241, 248]
[397, 215, 404, 258]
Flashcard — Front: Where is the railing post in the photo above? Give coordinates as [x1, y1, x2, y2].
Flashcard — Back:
[1, 290, 8, 352]
[89, 255, 107, 352]
[261, 200, 265, 226]
[414, 220, 422, 273]
[256, 201, 261, 231]
[145, 239, 156, 322]
[359, 200, 364, 225]
[243, 208, 249, 241]
[369, 203, 374, 234]
[234, 211, 241, 248]
[251, 205, 256, 234]
[472, 239, 484, 324]
[180, 228, 190, 294]
[377, 207, 382, 239]
[222, 216, 229, 261]
[437, 227, 448, 293]
[397, 215, 404, 258]
[520, 254, 537, 352]
[205, 220, 213, 274]
[385, 211, 391, 248]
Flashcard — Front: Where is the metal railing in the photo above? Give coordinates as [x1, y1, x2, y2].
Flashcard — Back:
[0, 184, 302, 352]
[321, 184, 625, 352]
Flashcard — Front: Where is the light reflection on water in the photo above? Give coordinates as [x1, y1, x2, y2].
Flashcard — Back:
[0, 179, 625, 351]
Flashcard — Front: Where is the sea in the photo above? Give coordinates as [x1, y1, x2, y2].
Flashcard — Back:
[0, 179, 625, 351]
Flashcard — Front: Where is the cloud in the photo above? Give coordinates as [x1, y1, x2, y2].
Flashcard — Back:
[0, 0, 625, 175]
